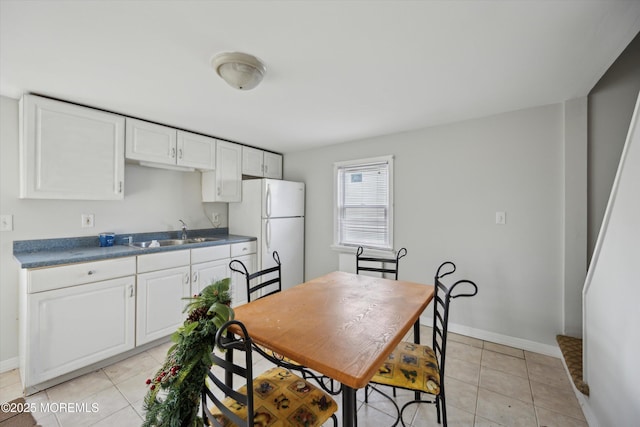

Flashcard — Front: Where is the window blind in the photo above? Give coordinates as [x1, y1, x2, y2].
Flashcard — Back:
[336, 159, 391, 249]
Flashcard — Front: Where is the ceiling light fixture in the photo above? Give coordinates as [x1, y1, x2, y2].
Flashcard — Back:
[211, 52, 266, 91]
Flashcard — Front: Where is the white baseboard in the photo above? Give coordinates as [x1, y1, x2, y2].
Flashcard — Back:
[419, 315, 562, 358]
[0, 356, 19, 374]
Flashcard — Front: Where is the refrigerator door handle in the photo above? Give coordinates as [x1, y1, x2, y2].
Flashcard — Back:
[266, 219, 271, 250]
[265, 183, 271, 218]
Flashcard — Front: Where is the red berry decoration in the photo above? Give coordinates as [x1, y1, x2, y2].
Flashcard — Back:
[146, 379, 151, 385]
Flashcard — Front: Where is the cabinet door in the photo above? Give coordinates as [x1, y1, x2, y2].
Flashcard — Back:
[191, 259, 230, 296]
[19, 94, 125, 200]
[202, 141, 242, 202]
[263, 152, 283, 179]
[25, 276, 135, 386]
[176, 131, 215, 170]
[136, 266, 191, 345]
[125, 118, 177, 165]
[242, 146, 264, 177]
[229, 254, 256, 307]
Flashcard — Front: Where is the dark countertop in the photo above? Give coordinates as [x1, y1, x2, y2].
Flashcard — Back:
[13, 228, 256, 269]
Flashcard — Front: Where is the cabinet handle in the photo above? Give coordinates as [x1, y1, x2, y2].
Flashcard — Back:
[171, 147, 176, 158]
[87, 270, 95, 275]
[217, 186, 221, 196]
[178, 149, 183, 159]
[129, 285, 134, 298]
[118, 181, 123, 193]
[193, 272, 198, 283]
[184, 273, 190, 284]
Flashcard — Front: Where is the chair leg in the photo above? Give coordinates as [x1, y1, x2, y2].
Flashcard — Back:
[435, 395, 441, 424]
[440, 393, 447, 427]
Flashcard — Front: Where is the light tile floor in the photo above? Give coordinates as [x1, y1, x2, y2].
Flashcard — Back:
[0, 326, 588, 427]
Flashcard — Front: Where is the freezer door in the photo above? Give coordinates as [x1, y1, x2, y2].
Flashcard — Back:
[263, 179, 305, 218]
[262, 217, 304, 290]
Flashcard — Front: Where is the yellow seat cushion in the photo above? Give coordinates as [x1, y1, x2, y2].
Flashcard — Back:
[210, 367, 336, 427]
[371, 341, 441, 395]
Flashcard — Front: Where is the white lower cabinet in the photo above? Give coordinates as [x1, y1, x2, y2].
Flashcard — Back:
[25, 278, 135, 386]
[19, 258, 136, 390]
[136, 250, 191, 346]
[191, 245, 231, 296]
[19, 241, 258, 392]
[229, 241, 257, 307]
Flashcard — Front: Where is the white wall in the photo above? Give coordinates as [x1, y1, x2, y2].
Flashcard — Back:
[0, 95, 227, 369]
[583, 92, 640, 426]
[588, 32, 640, 261]
[563, 97, 588, 338]
[285, 103, 569, 352]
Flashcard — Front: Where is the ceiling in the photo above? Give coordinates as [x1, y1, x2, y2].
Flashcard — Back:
[1, 1, 639, 154]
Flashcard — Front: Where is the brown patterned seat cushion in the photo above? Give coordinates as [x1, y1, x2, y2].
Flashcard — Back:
[371, 341, 441, 395]
[210, 367, 336, 426]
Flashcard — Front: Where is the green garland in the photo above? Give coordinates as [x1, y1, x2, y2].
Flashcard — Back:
[142, 278, 234, 427]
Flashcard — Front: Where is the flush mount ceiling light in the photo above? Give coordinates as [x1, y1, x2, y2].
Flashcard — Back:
[211, 52, 266, 90]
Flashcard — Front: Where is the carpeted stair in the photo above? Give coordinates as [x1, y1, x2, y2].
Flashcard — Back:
[556, 334, 589, 396]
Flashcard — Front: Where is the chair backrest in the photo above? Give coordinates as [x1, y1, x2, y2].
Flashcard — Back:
[431, 261, 478, 382]
[229, 251, 281, 302]
[355, 246, 407, 280]
[202, 320, 255, 427]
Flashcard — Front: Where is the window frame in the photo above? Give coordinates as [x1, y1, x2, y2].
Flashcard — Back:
[332, 155, 394, 254]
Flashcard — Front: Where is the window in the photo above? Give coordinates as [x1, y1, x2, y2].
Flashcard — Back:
[333, 155, 393, 251]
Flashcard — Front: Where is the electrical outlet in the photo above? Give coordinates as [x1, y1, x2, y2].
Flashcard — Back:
[1, 214, 13, 231]
[211, 212, 221, 227]
[81, 214, 95, 228]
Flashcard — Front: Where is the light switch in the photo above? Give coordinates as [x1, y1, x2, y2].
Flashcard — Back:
[495, 211, 506, 225]
[1, 214, 13, 231]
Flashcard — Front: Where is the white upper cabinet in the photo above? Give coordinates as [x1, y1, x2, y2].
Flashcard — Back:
[242, 146, 264, 177]
[202, 141, 242, 202]
[125, 118, 176, 166]
[242, 146, 282, 179]
[125, 119, 215, 171]
[263, 151, 283, 179]
[19, 94, 125, 200]
[176, 131, 216, 170]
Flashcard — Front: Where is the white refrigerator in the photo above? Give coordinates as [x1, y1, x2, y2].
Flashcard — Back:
[229, 179, 305, 291]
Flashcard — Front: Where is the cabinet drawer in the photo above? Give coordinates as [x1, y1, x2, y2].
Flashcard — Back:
[28, 257, 136, 294]
[231, 241, 256, 257]
[137, 250, 190, 273]
[191, 244, 230, 264]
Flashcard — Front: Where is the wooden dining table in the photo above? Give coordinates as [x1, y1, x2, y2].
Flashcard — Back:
[231, 270, 435, 427]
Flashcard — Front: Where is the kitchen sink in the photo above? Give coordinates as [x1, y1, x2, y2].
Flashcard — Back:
[129, 237, 221, 248]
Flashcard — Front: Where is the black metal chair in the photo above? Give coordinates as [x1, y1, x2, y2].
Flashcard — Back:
[202, 319, 338, 427]
[365, 261, 478, 427]
[356, 246, 407, 279]
[356, 245, 408, 400]
[229, 251, 282, 303]
[228, 252, 342, 396]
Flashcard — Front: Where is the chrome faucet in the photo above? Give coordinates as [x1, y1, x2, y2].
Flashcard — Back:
[179, 220, 188, 240]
